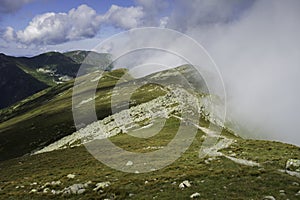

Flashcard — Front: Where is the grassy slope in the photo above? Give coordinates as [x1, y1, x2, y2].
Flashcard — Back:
[0, 68, 168, 161]
[0, 55, 49, 109]
[0, 65, 299, 199]
[16, 63, 56, 86]
[0, 117, 299, 199]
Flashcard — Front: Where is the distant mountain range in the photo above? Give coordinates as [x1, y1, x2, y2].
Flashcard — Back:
[0, 51, 112, 109]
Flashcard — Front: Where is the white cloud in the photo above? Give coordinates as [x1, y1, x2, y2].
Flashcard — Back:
[167, 0, 255, 31]
[6, 5, 102, 45]
[3, 4, 145, 45]
[100, 0, 300, 146]
[3, 26, 15, 41]
[101, 5, 144, 29]
[164, 0, 300, 145]
[134, 0, 169, 26]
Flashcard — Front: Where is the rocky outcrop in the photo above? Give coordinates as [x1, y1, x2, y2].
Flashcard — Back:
[179, 180, 191, 189]
[286, 159, 300, 172]
[190, 192, 200, 198]
[34, 87, 222, 154]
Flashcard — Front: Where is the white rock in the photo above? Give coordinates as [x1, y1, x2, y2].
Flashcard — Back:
[67, 174, 76, 179]
[190, 192, 200, 198]
[77, 189, 86, 194]
[51, 180, 61, 186]
[126, 161, 133, 166]
[292, 182, 299, 186]
[286, 159, 300, 172]
[62, 183, 86, 195]
[29, 189, 38, 193]
[263, 196, 276, 200]
[41, 182, 50, 189]
[296, 190, 300, 196]
[34, 87, 210, 154]
[43, 188, 50, 193]
[179, 180, 191, 189]
[70, 184, 84, 194]
[84, 181, 92, 188]
[93, 181, 111, 191]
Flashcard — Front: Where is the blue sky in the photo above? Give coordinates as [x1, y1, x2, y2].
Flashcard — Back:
[1, 0, 135, 29]
[0, 0, 152, 56]
[0, 0, 256, 56]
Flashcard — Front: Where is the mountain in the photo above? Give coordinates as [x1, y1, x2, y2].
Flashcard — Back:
[0, 65, 205, 161]
[0, 53, 48, 109]
[0, 51, 111, 109]
[16, 50, 112, 84]
[63, 50, 112, 70]
[0, 65, 299, 199]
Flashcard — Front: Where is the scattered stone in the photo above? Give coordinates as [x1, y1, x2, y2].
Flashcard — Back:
[285, 170, 300, 178]
[43, 188, 50, 193]
[145, 181, 149, 184]
[190, 192, 200, 198]
[77, 189, 86, 194]
[51, 180, 61, 186]
[179, 180, 191, 189]
[296, 190, 300, 196]
[67, 174, 76, 179]
[93, 181, 111, 192]
[279, 190, 285, 195]
[230, 153, 237, 157]
[84, 181, 92, 188]
[286, 159, 300, 172]
[263, 196, 276, 200]
[41, 182, 50, 189]
[126, 161, 133, 166]
[129, 193, 134, 197]
[292, 182, 299, 186]
[62, 183, 85, 194]
[51, 189, 59, 195]
[29, 189, 38, 194]
[30, 182, 38, 186]
[35, 87, 213, 154]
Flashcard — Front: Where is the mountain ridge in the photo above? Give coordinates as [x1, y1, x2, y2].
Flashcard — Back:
[0, 50, 112, 109]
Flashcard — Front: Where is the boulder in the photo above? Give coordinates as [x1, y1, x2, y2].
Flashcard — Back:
[179, 180, 191, 189]
[63, 183, 85, 194]
[286, 159, 300, 172]
[67, 174, 76, 179]
[190, 192, 200, 198]
[263, 196, 276, 200]
[29, 189, 38, 194]
[93, 181, 111, 192]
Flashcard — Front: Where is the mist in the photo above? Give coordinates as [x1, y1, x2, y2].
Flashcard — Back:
[168, 0, 300, 145]
[92, 0, 300, 145]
